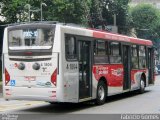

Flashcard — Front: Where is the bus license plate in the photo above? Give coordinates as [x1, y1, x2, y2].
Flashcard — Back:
[24, 76, 36, 81]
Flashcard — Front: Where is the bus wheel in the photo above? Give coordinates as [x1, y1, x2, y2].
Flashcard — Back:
[139, 77, 145, 94]
[96, 81, 107, 105]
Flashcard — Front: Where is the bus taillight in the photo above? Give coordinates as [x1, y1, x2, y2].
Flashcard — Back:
[51, 68, 57, 86]
[5, 68, 10, 85]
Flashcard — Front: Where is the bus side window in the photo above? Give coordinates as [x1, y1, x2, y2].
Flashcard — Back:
[109, 42, 122, 64]
[65, 35, 77, 60]
[139, 46, 146, 69]
[131, 45, 139, 69]
[94, 40, 109, 64]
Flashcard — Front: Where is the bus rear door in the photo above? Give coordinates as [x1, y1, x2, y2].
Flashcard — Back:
[122, 45, 131, 90]
[78, 39, 92, 101]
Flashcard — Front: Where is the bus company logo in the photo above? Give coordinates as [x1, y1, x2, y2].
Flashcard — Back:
[97, 66, 108, 75]
[111, 68, 123, 76]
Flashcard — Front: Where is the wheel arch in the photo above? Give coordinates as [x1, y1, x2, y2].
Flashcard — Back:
[98, 76, 108, 86]
[141, 73, 146, 87]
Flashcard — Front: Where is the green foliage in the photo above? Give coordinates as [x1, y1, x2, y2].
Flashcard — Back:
[48, 0, 85, 24]
[0, 0, 86, 24]
[0, 0, 131, 33]
[100, 0, 131, 33]
[131, 4, 160, 30]
[130, 4, 160, 45]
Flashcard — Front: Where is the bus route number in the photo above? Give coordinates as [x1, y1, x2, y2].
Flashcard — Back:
[67, 64, 78, 70]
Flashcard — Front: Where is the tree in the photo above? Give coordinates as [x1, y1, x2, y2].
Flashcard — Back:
[86, 0, 131, 33]
[83, 0, 130, 33]
[47, 0, 85, 24]
[0, 0, 132, 34]
[0, 0, 86, 24]
[130, 4, 160, 45]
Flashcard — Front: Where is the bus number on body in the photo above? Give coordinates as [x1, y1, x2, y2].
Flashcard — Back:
[41, 63, 52, 67]
[66, 63, 78, 70]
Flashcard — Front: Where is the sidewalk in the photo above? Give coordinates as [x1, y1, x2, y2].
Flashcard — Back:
[0, 82, 2, 98]
[0, 83, 2, 93]
[0, 85, 2, 98]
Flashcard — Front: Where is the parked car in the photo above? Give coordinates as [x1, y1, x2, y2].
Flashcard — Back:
[156, 64, 160, 74]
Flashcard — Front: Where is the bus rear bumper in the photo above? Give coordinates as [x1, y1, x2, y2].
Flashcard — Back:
[3, 86, 61, 102]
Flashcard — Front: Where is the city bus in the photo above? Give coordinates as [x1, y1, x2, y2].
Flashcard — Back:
[2, 22, 155, 105]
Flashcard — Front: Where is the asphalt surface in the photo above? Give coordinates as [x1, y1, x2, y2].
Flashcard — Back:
[0, 75, 160, 120]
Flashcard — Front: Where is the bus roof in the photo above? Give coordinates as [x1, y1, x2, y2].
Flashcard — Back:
[62, 24, 153, 46]
[92, 30, 153, 46]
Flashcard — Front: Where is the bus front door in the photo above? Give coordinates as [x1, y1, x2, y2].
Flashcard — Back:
[148, 48, 154, 84]
[78, 40, 92, 100]
[123, 45, 131, 90]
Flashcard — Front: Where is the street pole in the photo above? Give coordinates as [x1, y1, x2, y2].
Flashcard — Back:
[25, 4, 31, 22]
[113, 14, 116, 26]
[41, 2, 47, 21]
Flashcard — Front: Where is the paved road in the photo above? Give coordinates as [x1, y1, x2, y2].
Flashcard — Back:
[0, 76, 160, 120]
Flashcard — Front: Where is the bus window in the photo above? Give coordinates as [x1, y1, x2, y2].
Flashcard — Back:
[109, 42, 122, 64]
[131, 45, 139, 69]
[65, 35, 77, 60]
[95, 40, 106, 55]
[8, 27, 54, 49]
[139, 46, 146, 69]
[94, 40, 109, 64]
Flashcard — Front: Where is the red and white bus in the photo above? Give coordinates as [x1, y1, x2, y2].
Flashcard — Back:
[2, 22, 155, 105]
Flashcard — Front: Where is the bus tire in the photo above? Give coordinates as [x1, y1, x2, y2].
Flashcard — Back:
[139, 77, 145, 94]
[96, 81, 107, 105]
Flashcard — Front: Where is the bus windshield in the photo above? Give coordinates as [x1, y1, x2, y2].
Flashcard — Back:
[8, 25, 55, 50]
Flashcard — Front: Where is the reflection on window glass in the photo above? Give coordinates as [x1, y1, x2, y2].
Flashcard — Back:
[110, 42, 121, 55]
[139, 46, 146, 69]
[65, 35, 77, 60]
[96, 40, 106, 55]
[139, 46, 145, 57]
[132, 45, 138, 57]
[9, 27, 54, 48]
[131, 45, 138, 69]
[109, 42, 121, 63]
[94, 40, 109, 63]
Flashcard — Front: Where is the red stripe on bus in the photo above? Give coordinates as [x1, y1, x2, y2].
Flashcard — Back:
[93, 31, 153, 46]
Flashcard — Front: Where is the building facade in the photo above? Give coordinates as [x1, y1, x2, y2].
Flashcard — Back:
[130, 0, 160, 9]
